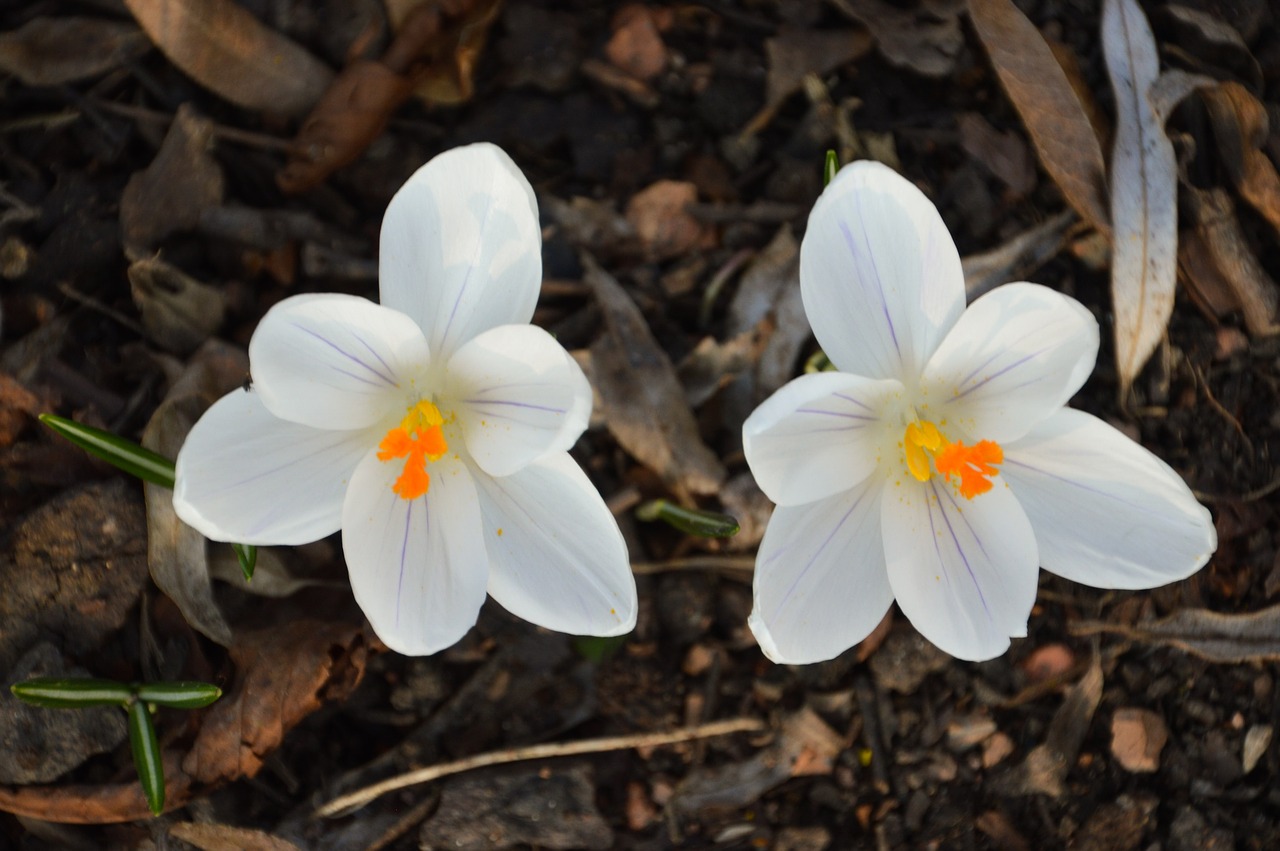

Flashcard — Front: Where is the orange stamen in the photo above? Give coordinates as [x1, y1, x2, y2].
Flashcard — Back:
[378, 401, 448, 500]
[933, 439, 1004, 499]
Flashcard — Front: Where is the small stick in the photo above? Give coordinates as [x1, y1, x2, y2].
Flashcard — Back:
[315, 716, 765, 818]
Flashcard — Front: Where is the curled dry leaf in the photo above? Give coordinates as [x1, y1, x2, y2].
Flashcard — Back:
[1104, 0, 1178, 393]
[830, 0, 962, 78]
[1161, 5, 1262, 89]
[183, 615, 370, 784]
[141, 340, 248, 647]
[0, 751, 192, 824]
[123, 0, 332, 117]
[1071, 604, 1280, 663]
[386, 0, 502, 105]
[0, 16, 149, 86]
[969, 0, 1109, 233]
[585, 255, 726, 496]
[956, 112, 1036, 196]
[1203, 81, 1280, 244]
[120, 104, 225, 253]
[129, 257, 227, 356]
[962, 211, 1075, 300]
[169, 821, 303, 851]
[625, 180, 715, 261]
[745, 27, 872, 135]
[1183, 187, 1279, 336]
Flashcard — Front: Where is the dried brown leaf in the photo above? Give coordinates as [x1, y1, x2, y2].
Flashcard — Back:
[1203, 81, 1280, 244]
[957, 112, 1036, 196]
[962, 211, 1074, 300]
[745, 27, 872, 133]
[0, 17, 148, 86]
[586, 256, 726, 496]
[1104, 0, 1178, 391]
[123, 0, 332, 117]
[129, 256, 227, 357]
[169, 822, 303, 851]
[997, 656, 1102, 797]
[1071, 605, 1280, 663]
[183, 616, 370, 784]
[386, 0, 502, 105]
[625, 180, 715, 261]
[1184, 187, 1279, 336]
[0, 751, 192, 823]
[969, 0, 1109, 232]
[832, 0, 962, 78]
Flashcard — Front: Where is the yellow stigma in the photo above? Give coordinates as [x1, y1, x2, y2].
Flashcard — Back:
[377, 400, 448, 500]
[902, 419, 1003, 499]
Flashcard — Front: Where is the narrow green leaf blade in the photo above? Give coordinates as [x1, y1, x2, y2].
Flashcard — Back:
[38, 414, 176, 489]
[231, 543, 256, 581]
[636, 499, 740, 538]
[10, 678, 133, 708]
[135, 681, 222, 709]
[824, 150, 839, 186]
[127, 700, 165, 816]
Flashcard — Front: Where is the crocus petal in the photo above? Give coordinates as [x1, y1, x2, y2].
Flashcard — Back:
[444, 324, 591, 478]
[922, 283, 1099, 444]
[342, 448, 488, 655]
[881, 478, 1039, 661]
[250, 294, 430, 431]
[1003, 408, 1216, 589]
[800, 160, 966, 385]
[743, 371, 903, 507]
[379, 143, 542, 361]
[476, 453, 637, 637]
[173, 389, 369, 545]
[749, 476, 893, 664]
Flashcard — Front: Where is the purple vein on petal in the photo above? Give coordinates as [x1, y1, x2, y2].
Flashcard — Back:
[844, 194, 901, 358]
[930, 480, 993, 623]
[770, 491, 865, 620]
[439, 193, 497, 351]
[952, 347, 1050, 400]
[1003, 457, 1170, 520]
[953, 323, 1043, 388]
[834, 392, 873, 412]
[292, 323, 398, 386]
[795, 407, 875, 422]
[356, 332, 401, 381]
[466, 399, 566, 414]
[396, 498, 414, 630]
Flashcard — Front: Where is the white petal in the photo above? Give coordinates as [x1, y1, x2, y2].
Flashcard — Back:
[922, 283, 1099, 443]
[749, 476, 893, 664]
[250, 294, 429, 430]
[341, 447, 489, 655]
[476, 453, 636, 637]
[800, 160, 966, 384]
[1003, 408, 1216, 589]
[881, 477, 1039, 661]
[743, 371, 902, 507]
[379, 143, 542, 360]
[444, 324, 591, 478]
[173, 389, 369, 545]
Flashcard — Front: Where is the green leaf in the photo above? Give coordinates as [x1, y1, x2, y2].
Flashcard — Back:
[231, 543, 257, 581]
[127, 699, 165, 816]
[804, 350, 834, 373]
[134, 681, 222, 709]
[38, 414, 175, 489]
[10, 678, 133, 708]
[636, 499, 740, 538]
[824, 150, 839, 186]
[573, 634, 628, 662]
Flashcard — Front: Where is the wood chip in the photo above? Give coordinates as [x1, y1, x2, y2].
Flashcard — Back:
[1110, 707, 1168, 773]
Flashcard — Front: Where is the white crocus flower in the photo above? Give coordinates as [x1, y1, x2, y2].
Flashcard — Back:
[743, 161, 1216, 664]
[173, 143, 637, 655]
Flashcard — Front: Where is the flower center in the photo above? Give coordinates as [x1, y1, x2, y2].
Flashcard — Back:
[377, 400, 448, 500]
[902, 419, 1003, 499]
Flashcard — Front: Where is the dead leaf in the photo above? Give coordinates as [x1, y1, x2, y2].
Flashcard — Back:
[831, 0, 961, 77]
[0, 17, 149, 86]
[969, 0, 1109, 232]
[606, 5, 668, 82]
[386, 0, 502, 105]
[0, 371, 41, 447]
[124, 0, 333, 117]
[141, 341, 248, 647]
[1104, 0, 1179, 392]
[0, 751, 192, 823]
[1243, 724, 1272, 774]
[677, 326, 769, 409]
[1161, 4, 1262, 89]
[625, 180, 715, 261]
[956, 112, 1036, 196]
[1071, 604, 1280, 663]
[745, 27, 872, 134]
[129, 257, 227, 355]
[997, 656, 1103, 797]
[120, 103, 225, 253]
[207, 546, 343, 598]
[169, 822, 303, 851]
[585, 255, 726, 496]
[962, 211, 1075, 301]
[1184, 187, 1279, 336]
[183, 615, 370, 784]
[1110, 707, 1167, 773]
[543, 195, 640, 259]
[1203, 81, 1280, 244]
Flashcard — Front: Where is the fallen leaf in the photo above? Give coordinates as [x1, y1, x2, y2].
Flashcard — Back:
[1104, 0, 1179, 392]
[1071, 605, 1280, 663]
[1161, 4, 1262, 89]
[386, 0, 502, 105]
[124, 0, 333, 117]
[625, 180, 715, 261]
[997, 656, 1103, 797]
[120, 103, 225, 253]
[677, 326, 769, 409]
[1110, 708, 1167, 772]
[586, 255, 726, 496]
[743, 27, 871, 134]
[1203, 81, 1280, 245]
[956, 112, 1036, 196]
[0, 751, 192, 823]
[0, 371, 42, 447]
[141, 341, 248, 647]
[605, 4, 668, 82]
[129, 256, 227, 356]
[962, 211, 1075, 300]
[543, 195, 640, 259]
[0, 16, 149, 86]
[1184, 187, 1279, 336]
[1243, 724, 1271, 774]
[969, 0, 1109, 232]
[419, 765, 613, 851]
[947, 714, 997, 751]
[831, 0, 962, 78]
[169, 822, 303, 851]
[183, 615, 370, 784]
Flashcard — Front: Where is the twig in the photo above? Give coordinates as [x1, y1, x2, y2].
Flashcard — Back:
[631, 556, 755, 577]
[89, 99, 299, 152]
[315, 717, 765, 818]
